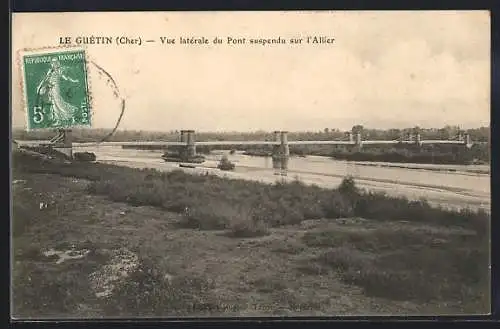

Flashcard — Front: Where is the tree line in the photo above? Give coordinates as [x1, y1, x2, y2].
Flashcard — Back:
[12, 125, 490, 143]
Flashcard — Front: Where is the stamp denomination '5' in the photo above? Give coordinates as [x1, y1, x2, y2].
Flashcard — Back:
[21, 48, 91, 130]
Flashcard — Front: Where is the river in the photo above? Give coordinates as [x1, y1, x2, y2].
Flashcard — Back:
[74, 145, 490, 211]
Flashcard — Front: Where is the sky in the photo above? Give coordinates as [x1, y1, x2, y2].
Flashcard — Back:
[11, 11, 490, 132]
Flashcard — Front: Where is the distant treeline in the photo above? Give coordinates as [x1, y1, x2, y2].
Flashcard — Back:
[328, 144, 489, 165]
[236, 143, 489, 165]
[12, 125, 490, 143]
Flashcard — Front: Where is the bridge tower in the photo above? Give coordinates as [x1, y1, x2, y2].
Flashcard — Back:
[185, 130, 196, 158]
[53, 129, 73, 159]
[280, 131, 290, 175]
[464, 133, 472, 149]
[415, 132, 422, 146]
[347, 131, 353, 143]
[272, 131, 281, 170]
[354, 132, 362, 151]
[180, 130, 187, 143]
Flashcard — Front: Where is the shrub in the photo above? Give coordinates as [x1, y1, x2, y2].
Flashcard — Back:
[321, 192, 355, 218]
[73, 152, 96, 162]
[178, 202, 238, 230]
[338, 176, 358, 196]
[217, 156, 235, 171]
[227, 217, 269, 238]
[306, 229, 489, 304]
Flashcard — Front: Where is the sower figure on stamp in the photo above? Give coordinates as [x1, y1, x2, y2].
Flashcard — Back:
[36, 58, 79, 126]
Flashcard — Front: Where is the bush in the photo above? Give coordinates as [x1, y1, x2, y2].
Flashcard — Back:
[217, 156, 235, 171]
[305, 228, 489, 304]
[73, 152, 96, 162]
[338, 176, 358, 196]
[178, 202, 237, 230]
[227, 209, 269, 238]
[321, 192, 355, 218]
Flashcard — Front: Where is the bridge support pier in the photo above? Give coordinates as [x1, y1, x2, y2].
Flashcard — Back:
[271, 131, 290, 174]
[272, 131, 281, 170]
[354, 132, 362, 151]
[180, 130, 187, 143]
[53, 129, 73, 159]
[185, 130, 196, 158]
[347, 132, 353, 143]
[464, 133, 472, 149]
[280, 131, 290, 173]
[415, 133, 422, 147]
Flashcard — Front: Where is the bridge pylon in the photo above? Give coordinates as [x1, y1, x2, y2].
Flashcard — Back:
[53, 129, 73, 159]
[180, 130, 187, 143]
[271, 131, 290, 175]
[272, 131, 281, 171]
[415, 133, 422, 146]
[186, 130, 196, 158]
[354, 132, 362, 151]
[464, 133, 473, 149]
[280, 131, 290, 175]
[347, 131, 353, 143]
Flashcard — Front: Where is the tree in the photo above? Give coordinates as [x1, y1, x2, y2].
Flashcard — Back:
[351, 125, 364, 134]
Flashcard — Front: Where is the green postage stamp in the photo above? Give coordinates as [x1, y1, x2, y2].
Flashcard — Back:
[20, 48, 92, 130]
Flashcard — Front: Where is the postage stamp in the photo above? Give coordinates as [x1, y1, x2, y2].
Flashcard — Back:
[19, 48, 92, 130]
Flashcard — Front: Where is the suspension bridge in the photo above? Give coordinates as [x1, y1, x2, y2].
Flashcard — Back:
[14, 129, 476, 173]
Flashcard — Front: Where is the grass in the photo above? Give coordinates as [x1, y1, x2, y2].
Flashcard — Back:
[13, 150, 489, 235]
[11, 150, 491, 317]
[299, 227, 489, 305]
[102, 259, 230, 317]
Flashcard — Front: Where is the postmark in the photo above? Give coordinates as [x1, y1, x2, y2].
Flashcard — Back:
[19, 47, 92, 130]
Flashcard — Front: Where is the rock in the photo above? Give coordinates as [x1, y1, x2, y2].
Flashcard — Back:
[89, 248, 139, 298]
[43, 247, 90, 264]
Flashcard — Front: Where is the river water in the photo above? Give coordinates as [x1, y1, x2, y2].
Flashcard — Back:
[74, 145, 490, 211]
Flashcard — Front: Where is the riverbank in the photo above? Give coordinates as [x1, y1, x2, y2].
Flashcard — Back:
[93, 156, 490, 212]
[241, 144, 490, 166]
[353, 161, 490, 175]
[12, 150, 490, 317]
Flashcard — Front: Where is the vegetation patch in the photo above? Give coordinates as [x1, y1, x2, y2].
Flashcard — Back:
[178, 202, 236, 230]
[12, 151, 490, 315]
[73, 152, 96, 162]
[13, 150, 489, 237]
[102, 259, 232, 317]
[226, 216, 270, 238]
[301, 227, 489, 305]
[12, 243, 110, 318]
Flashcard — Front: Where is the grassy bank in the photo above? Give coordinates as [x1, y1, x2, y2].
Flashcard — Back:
[13, 150, 489, 233]
[12, 150, 490, 317]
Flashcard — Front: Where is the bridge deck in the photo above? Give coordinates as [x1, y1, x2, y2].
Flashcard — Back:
[15, 139, 470, 148]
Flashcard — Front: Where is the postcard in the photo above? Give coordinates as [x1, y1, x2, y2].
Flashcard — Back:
[11, 11, 491, 319]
